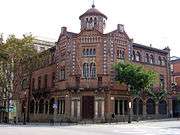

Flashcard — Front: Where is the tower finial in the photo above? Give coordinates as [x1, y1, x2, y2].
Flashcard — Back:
[92, 0, 95, 8]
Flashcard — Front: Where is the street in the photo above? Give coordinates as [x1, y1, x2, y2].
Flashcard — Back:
[0, 120, 180, 135]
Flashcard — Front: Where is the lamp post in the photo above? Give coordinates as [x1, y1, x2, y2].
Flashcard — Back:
[128, 101, 132, 123]
[23, 91, 27, 125]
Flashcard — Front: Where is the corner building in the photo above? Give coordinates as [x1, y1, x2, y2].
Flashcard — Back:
[21, 5, 171, 122]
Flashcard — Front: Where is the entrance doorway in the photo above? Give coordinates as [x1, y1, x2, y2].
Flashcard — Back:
[82, 96, 94, 119]
[173, 99, 180, 117]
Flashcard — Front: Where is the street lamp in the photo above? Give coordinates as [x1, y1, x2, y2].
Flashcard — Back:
[23, 91, 27, 125]
[128, 101, 132, 123]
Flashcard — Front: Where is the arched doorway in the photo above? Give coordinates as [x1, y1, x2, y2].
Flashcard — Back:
[38, 99, 44, 114]
[146, 98, 155, 114]
[30, 100, 35, 114]
[49, 98, 54, 115]
[158, 100, 167, 115]
[133, 98, 143, 115]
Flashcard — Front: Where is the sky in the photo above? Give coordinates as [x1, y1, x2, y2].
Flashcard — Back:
[0, 0, 180, 57]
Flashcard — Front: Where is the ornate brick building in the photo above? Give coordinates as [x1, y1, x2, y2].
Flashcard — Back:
[171, 58, 180, 117]
[18, 4, 171, 123]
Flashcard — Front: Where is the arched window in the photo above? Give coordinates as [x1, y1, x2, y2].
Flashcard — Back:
[158, 56, 162, 65]
[132, 51, 136, 61]
[133, 98, 143, 115]
[90, 63, 96, 78]
[93, 48, 96, 55]
[160, 74, 165, 89]
[90, 49, 93, 55]
[117, 50, 120, 58]
[146, 98, 155, 114]
[86, 18, 88, 23]
[83, 63, 90, 78]
[45, 101, 48, 114]
[94, 17, 97, 26]
[30, 100, 35, 114]
[145, 53, 149, 63]
[49, 98, 54, 115]
[83, 49, 86, 55]
[158, 100, 167, 115]
[39, 99, 44, 114]
[162, 57, 166, 66]
[86, 49, 89, 55]
[90, 17, 93, 23]
[136, 51, 141, 62]
[150, 54, 154, 64]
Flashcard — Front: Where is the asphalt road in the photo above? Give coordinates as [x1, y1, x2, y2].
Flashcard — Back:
[1, 120, 180, 135]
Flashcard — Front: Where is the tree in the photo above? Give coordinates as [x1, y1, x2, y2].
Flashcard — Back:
[114, 63, 157, 121]
[147, 88, 168, 102]
[0, 34, 39, 123]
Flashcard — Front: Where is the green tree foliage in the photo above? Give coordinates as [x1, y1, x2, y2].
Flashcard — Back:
[0, 34, 39, 122]
[114, 62, 157, 121]
[147, 89, 168, 102]
[114, 63, 157, 96]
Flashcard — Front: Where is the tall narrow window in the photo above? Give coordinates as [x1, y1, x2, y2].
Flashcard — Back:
[93, 48, 96, 55]
[150, 54, 154, 64]
[60, 68, 65, 80]
[162, 57, 166, 66]
[94, 17, 97, 26]
[158, 56, 162, 65]
[90, 63, 96, 78]
[38, 76, 41, 89]
[83, 63, 89, 78]
[136, 51, 141, 62]
[132, 51, 136, 61]
[44, 74, 48, 88]
[160, 74, 165, 89]
[52, 72, 55, 86]
[145, 53, 149, 63]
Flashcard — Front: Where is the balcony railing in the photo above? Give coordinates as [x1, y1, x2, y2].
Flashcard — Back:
[65, 79, 110, 91]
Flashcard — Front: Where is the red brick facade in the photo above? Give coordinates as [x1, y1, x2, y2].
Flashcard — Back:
[17, 5, 172, 123]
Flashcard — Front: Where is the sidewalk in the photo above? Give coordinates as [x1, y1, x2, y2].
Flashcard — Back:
[0, 118, 179, 127]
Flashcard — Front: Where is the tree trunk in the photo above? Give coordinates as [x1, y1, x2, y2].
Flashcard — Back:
[136, 98, 139, 122]
[26, 73, 32, 122]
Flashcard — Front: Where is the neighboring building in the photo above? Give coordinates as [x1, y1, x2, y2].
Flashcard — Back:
[18, 4, 171, 123]
[171, 58, 180, 117]
[33, 39, 55, 53]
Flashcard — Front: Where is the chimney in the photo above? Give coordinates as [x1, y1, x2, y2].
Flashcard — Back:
[117, 24, 124, 32]
[61, 27, 67, 35]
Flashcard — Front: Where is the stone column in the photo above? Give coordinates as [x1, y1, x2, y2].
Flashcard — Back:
[95, 100, 98, 118]
[71, 100, 74, 117]
[168, 99, 173, 117]
[122, 100, 125, 115]
[117, 100, 120, 115]
[101, 100, 105, 118]
[54, 98, 58, 121]
[155, 102, 159, 116]
[77, 100, 80, 118]
[143, 101, 147, 116]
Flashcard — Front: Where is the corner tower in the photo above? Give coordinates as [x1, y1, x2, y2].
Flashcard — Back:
[79, 4, 107, 33]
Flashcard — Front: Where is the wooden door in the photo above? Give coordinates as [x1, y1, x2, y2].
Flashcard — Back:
[82, 96, 94, 119]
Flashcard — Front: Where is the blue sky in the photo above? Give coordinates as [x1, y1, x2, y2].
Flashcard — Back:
[0, 0, 179, 56]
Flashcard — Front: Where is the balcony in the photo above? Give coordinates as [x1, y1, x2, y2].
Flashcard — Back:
[65, 79, 110, 91]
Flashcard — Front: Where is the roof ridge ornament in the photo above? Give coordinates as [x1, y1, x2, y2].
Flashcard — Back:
[92, 0, 95, 8]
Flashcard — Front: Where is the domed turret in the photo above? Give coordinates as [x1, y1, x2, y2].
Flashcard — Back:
[79, 5, 107, 33]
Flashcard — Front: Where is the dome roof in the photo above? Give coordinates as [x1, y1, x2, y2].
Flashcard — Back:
[79, 5, 107, 20]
